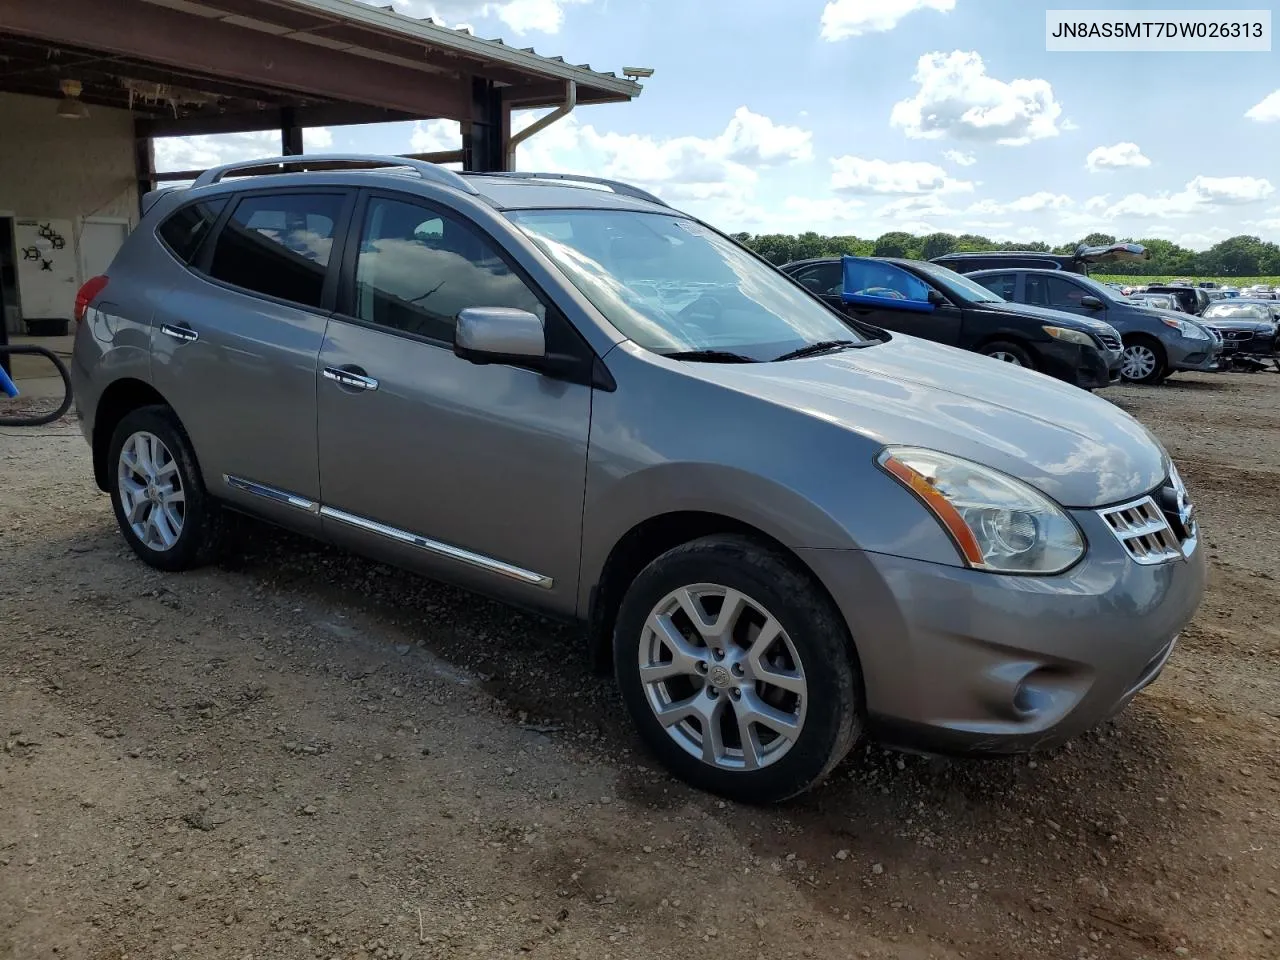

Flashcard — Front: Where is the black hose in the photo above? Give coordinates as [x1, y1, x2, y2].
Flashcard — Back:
[0, 345, 74, 427]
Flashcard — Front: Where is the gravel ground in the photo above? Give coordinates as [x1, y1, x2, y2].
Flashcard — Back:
[2, 371, 1278, 960]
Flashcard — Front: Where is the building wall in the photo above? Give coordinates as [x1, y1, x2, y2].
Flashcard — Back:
[0, 92, 138, 331]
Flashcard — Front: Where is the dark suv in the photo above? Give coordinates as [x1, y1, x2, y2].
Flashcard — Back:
[782, 255, 1122, 389]
[931, 242, 1149, 277]
[967, 269, 1221, 384]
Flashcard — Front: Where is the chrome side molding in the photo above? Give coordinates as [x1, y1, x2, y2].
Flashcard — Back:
[318, 506, 554, 589]
[223, 475, 319, 513]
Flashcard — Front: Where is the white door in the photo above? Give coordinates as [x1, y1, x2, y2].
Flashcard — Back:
[14, 219, 77, 320]
[80, 219, 130, 282]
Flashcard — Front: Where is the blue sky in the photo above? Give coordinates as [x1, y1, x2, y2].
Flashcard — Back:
[155, 0, 1280, 250]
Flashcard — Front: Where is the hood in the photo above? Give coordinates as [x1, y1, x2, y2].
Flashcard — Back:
[979, 300, 1115, 335]
[1076, 241, 1148, 265]
[1125, 303, 1208, 326]
[1202, 317, 1276, 332]
[693, 336, 1166, 508]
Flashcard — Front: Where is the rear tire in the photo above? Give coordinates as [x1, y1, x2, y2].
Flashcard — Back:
[613, 535, 862, 804]
[1120, 336, 1167, 385]
[108, 405, 222, 572]
[979, 340, 1035, 369]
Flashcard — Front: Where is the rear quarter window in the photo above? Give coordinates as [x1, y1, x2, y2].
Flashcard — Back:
[157, 198, 227, 263]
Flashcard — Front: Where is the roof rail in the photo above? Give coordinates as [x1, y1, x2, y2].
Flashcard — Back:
[470, 171, 669, 207]
[191, 154, 479, 194]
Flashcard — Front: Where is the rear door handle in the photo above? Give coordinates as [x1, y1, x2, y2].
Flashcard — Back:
[160, 323, 199, 343]
[323, 366, 379, 392]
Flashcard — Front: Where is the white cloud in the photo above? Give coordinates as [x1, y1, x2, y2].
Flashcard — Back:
[409, 119, 462, 153]
[830, 155, 974, 195]
[1084, 195, 1110, 212]
[779, 196, 868, 224]
[890, 51, 1064, 146]
[1085, 142, 1150, 172]
[306, 127, 334, 150]
[967, 191, 1072, 215]
[943, 149, 976, 166]
[878, 195, 958, 218]
[1178, 228, 1233, 250]
[364, 0, 586, 34]
[154, 130, 278, 172]
[1103, 175, 1275, 219]
[1244, 89, 1280, 123]
[820, 0, 954, 41]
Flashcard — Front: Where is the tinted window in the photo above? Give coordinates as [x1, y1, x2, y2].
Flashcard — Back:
[208, 193, 344, 308]
[793, 262, 842, 295]
[844, 260, 930, 302]
[158, 198, 227, 263]
[1027, 274, 1086, 309]
[975, 272, 1017, 300]
[354, 197, 544, 341]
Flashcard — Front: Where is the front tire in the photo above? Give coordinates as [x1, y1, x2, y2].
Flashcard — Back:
[108, 405, 222, 572]
[979, 340, 1035, 368]
[1120, 336, 1167, 384]
[613, 535, 862, 804]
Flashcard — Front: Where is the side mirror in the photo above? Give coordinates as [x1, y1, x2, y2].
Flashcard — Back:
[927, 290, 948, 306]
[454, 307, 546, 365]
[1079, 295, 1104, 310]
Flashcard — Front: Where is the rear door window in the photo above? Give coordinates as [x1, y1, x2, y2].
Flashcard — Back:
[207, 192, 347, 309]
[157, 198, 227, 264]
[975, 272, 1017, 300]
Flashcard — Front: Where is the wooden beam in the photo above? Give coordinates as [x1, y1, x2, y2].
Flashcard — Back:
[1, 0, 471, 119]
[137, 103, 418, 138]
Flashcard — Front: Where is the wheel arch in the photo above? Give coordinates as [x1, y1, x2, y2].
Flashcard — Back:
[585, 510, 862, 681]
[92, 378, 171, 491]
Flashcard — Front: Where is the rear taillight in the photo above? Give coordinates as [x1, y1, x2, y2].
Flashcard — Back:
[75, 275, 109, 323]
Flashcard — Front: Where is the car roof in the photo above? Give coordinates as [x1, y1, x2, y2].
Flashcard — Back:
[966, 267, 1087, 277]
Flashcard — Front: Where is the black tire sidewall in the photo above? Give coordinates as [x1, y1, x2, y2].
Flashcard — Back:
[981, 340, 1035, 369]
[613, 536, 861, 804]
[107, 406, 219, 571]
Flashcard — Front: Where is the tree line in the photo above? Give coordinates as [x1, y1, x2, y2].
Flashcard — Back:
[729, 230, 1280, 278]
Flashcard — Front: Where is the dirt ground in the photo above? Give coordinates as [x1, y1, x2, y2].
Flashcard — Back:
[2, 371, 1277, 960]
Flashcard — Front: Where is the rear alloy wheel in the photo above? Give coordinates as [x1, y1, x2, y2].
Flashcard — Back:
[108, 405, 223, 571]
[614, 535, 861, 804]
[980, 340, 1034, 368]
[1120, 338, 1167, 385]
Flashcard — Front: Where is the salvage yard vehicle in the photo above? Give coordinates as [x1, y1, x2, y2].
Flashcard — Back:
[929, 241, 1149, 277]
[781, 255, 1122, 389]
[70, 155, 1205, 803]
[1200, 301, 1279, 370]
[968, 268, 1221, 385]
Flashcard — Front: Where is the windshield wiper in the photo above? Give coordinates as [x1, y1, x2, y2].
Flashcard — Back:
[772, 339, 861, 362]
[660, 349, 759, 363]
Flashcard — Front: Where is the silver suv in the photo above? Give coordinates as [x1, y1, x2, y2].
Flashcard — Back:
[71, 155, 1206, 803]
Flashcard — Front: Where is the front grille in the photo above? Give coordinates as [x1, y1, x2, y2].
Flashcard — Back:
[1098, 468, 1197, 566]
[1225, 330, 1254, 342]
[1097, 333, 1121, 351]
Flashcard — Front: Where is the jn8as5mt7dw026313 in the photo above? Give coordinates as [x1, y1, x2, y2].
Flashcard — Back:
[71, 155, 1205, 803]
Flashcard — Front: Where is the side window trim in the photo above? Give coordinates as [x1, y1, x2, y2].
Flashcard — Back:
[193, 187, 356, 314]
[333, 188, 605, 388]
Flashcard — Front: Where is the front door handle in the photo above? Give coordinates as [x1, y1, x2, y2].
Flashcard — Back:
[160, 323, 199, 343]
[323, 366, 379, 392]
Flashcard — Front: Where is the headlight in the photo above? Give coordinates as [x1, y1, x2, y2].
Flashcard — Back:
[1162, 318, 1209, 340]
[1042, 325, 1095, 347]
[878, 447, 1085, 574]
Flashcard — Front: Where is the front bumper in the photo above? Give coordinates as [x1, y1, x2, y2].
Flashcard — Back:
[800, 506, 1206, 755]
[1167, 337, 1219, 372]
[1035, 341, 1115, 390]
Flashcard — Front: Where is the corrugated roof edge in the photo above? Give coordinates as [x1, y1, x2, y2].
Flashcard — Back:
[284, 0, 643, 97]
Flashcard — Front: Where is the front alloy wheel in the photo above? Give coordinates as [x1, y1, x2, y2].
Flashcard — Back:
[613, 535, 861, 804]
[639, 584, 807, 772]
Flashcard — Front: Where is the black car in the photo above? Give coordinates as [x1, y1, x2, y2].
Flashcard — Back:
[930, 241, 1149, 277]
[1199, 301, 1279, 369]
[781, 255, 1121, 390]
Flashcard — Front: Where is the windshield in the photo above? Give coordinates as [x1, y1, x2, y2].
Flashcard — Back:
[1205, 303, 1269, 320]
[506, 209, 869, 360]
[910, 261, 1004, 303]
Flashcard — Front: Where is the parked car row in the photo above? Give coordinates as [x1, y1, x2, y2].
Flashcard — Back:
[70, 155, 1206, 803]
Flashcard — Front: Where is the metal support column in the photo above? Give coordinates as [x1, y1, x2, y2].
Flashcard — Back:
[281, 108, 304, 156]
[133, 119, 156, 216]
[462, 78, 509, 172]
